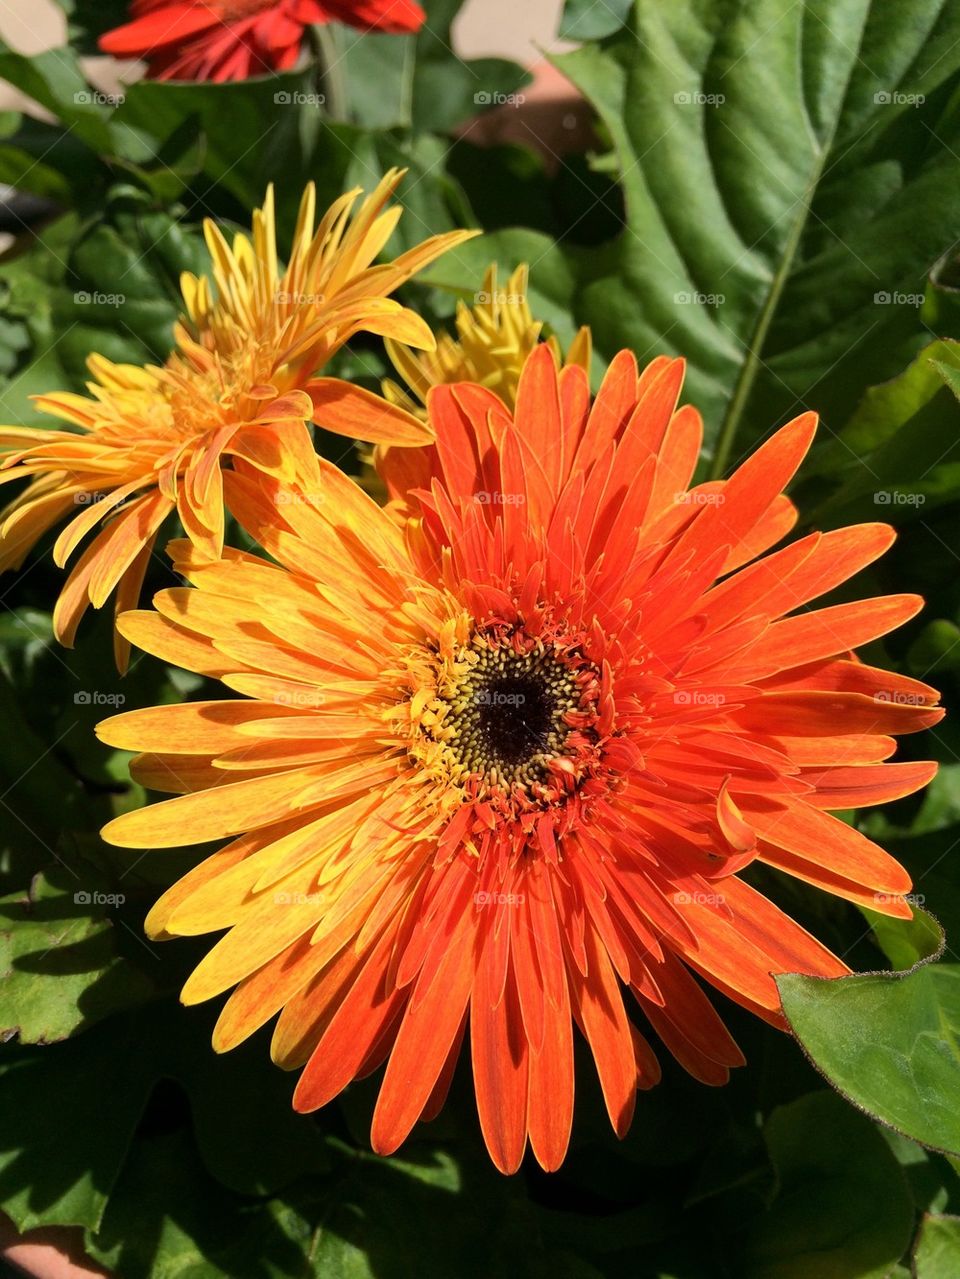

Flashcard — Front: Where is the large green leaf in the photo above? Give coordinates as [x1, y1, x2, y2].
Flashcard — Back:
[914, 1214, 960, 1277]
[334, 0, 527, 133]
[551, 0, 960, 470]
[560, 0, 634, 40]
[798, 339, 960, 527]
[0, 1018, 155, 1230]
[745, 1092, 915, 1278]
[0, 868, 153, 1045]
[778, 963, 960, 1156]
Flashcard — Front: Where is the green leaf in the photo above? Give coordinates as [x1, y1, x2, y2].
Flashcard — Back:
[0, 868, 154, 1045]
[0, 41, 121, 155]
[914, 1213, 960, 1277]
[745, 1091, 915, 1278]
[336, 1, 528, 133]
[114, 69, 332, 215]
[934, 358, 960, 402]
[560, 0, 634, 40]
[0, 1017, 155, 1230]
[861, 904, 945, 971]
[0, 114, 102, 204]
[0, 188, 208, 423]
[778, 963, 960, 1156]
[84, 1128, 314, 1279]
[552, 0, 960, 471]
[800, 339, 960, 526]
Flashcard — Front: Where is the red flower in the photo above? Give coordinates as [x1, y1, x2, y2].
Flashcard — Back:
[99, 0, 425, 82]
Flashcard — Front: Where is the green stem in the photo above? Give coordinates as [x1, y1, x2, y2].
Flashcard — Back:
[310, 23, 347, 122]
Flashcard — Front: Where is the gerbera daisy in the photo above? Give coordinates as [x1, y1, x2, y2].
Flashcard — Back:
[0, 172, 473, 667]
[383, 263, 592, 417]
[375, 261, 591, 507]
[100, 0, 425, 83]
[98, 346, 940, 1173]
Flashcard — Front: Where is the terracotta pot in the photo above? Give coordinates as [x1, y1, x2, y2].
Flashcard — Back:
[0, 1215, 108, 1278]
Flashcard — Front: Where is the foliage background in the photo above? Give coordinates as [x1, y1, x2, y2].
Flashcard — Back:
[1, 1, 960, 1275]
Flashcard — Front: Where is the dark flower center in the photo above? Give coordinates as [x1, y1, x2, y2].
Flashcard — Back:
[437, 644, 583, 792]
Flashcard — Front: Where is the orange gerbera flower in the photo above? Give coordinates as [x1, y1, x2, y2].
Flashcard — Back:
[100, 0, 425, 83]
[0, 172, 473, 667]
[99, 347, 940, 1173]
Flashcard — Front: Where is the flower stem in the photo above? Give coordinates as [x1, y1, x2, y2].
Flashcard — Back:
[310, 23, 347, 122]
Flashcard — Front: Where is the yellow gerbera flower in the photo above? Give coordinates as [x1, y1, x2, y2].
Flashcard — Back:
[382, 263, 592, 415]
[0, 171, 475, 668]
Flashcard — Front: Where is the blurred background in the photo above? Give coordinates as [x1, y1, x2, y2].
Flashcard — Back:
[0, 0, 573, 108]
